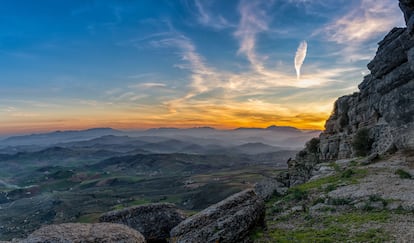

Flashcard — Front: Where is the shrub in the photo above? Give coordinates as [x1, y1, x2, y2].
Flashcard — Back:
[395, 169, 412, 179]
[288, 188, 308, 201]
[352, 128, 373, 156]
[341, 169, 355, 178]
[298, 150, 307, 157]
[325, 184, 337, 192]
[306, 138, 320, 154]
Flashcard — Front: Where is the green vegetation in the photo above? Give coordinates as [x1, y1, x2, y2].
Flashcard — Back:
[352, 128, 373, 156]
[76, 213, 101, 223]
[286, 188, 308, 201]
[350, 160, 358, 166]
[253, 211, 390, 242]
[329, 162, 341, 172]
[341, 168, 355, 178]
[395, 169, 412, 179]
[295, 168, 368, 192]
[306, 138, 320, 154]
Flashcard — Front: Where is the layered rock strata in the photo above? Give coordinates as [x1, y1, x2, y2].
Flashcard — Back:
[170, 189, 265, 243]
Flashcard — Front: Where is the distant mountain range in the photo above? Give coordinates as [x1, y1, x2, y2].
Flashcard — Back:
[0, 126, 320, 148]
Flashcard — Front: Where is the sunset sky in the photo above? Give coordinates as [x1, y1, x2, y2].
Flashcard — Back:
[0, 0, 405, 136]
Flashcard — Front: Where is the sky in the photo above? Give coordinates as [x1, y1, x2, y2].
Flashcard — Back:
[0, 0, 406, 136]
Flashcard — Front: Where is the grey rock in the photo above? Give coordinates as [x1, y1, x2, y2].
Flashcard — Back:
[254, 178, 287, 200]
[400, 0, 414, 30]
[360, 153, 379, 165]
[309, 203, 333, 214]
[19, 223, 145, 243]
[309, 163, 336, 181]
[99, 203, 186, 242]
[290, 205, 303, 213]
[170, 189, 265, 243]
[328, 171, 414, 210]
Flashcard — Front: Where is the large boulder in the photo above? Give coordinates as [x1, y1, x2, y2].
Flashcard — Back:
[170, 189, 265, 243]
[99, 203, 186, 242]
[19, 223, 145, 243]
[254, 177, 287, 200]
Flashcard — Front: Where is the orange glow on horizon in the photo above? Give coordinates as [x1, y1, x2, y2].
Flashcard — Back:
[0, 114, 328, 136]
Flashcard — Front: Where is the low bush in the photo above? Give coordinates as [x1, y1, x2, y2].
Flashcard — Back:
[395, 169, 412, 179]
[352, 128, 373, 156]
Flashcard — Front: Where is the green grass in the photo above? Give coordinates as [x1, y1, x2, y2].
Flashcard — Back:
[294, 168, 368, 193]
[76, 213, 101, 223]
[329, 162, 341, 172]
[395, 169, 412, 179]
[255, 211, 390, 242]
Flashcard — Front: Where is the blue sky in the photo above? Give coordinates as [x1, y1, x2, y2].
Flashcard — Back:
[0, 0, 405, 135]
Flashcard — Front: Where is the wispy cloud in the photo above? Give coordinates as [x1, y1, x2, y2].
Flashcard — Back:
[191, 0, 233, 29]
[294, 41, 308, 80]
[234, 0, 272, 73]
[130, 82, 167, 89]
[316, 0, 404, 62]
[322, 0, 403, 44]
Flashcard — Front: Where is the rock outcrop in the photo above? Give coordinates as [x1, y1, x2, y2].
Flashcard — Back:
[170, 189, 265, 243]
[320, 24, 414, 161]
[99, 203, 186, 243]
[288, 0, 414, 185]
[19, 223, 145, 243]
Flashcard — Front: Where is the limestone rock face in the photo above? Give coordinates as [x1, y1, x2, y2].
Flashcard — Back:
[170, 189, 265, 243]
[99, 203, 186, 242]
[20, 223, 145, 243]
[400, 0, 414, 32]
[319, 26, 414, 161]
[288, 4, 414, 186]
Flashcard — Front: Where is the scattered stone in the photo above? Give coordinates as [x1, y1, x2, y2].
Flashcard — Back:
[328, 171, 414, 210]
[309, 163, 336, 181]
[19, 223, 145, 243]
[290, 205, 303, 213]
[170, 189, 265, 243]
[99, 203, 186, 242]
[309, 203, 334, 215]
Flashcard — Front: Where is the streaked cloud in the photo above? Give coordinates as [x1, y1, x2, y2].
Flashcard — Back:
[130, 82, 167, 89]
[191, 0, 233, 29]
[294, 41, 308, 80]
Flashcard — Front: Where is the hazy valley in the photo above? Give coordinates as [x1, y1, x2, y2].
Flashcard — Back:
[0, 126, 317, 240]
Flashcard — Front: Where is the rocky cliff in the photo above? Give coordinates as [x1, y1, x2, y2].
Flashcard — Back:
[289, 0, 414, 185]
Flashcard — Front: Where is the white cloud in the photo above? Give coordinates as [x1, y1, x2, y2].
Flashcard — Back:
[294, 41, 308, 80]
[316, 0, 404, 62]
[192, 0, 233, 29]
[234, 0, 272, 72]
[130, 82, 167, 88]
